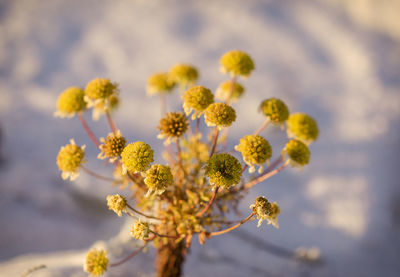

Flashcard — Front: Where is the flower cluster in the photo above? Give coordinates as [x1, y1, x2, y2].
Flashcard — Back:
[131, 220, 150, 240]
[250, 196, 280, 228]
[205, 153, 242, 189]
[204, 103, 236, 129]
[169, 63, 199, 88]
[84, 78, 119, 120]
[183, 86, 214, 119]
[106, 194, 127, 217]
[84, 249, 108, 276]
[54, 87, 86, 118]
[147, 73, 175, 95]
[98, 130, 126, 163]
[287, 113, 319, 144]
[283, 139, 310, 167]
[157, 112, 189, 144]
[121, 142, 154, 173]
[259, 98, 289, 125]
[144, 164, 173, 196]
[56, 139, 86, 181]
[220, 50, 255, 77]
[235, 135, 272, 173]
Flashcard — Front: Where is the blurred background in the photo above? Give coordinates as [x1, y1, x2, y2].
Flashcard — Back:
[0, 0, 399, 276]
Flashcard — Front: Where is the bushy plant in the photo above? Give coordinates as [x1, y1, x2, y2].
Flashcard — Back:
[54, 50, 318, 277]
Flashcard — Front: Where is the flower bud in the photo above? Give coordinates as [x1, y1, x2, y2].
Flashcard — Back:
[235, 135, 272, 173]
[259, 98, 289, 124]
[106, 194, 127, 217]
[183, 86, 214, 119]
[287, 113, 319, 144]
[157, 112, 189, 144]
[205, 153, 242, 189]
[56, 139, 86, 181]
[121, 142, 154, 173]
[131, 220, 150, 240]
[84, 249, 108, 276]
[144, 164, 173, 196]
[220, 50, 255, 77]
[204, 103, 236, 130]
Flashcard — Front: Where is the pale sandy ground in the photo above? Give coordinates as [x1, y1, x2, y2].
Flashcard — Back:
[0, 0, 399, 276]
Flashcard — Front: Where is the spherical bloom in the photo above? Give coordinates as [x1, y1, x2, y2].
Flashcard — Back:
[287, 113, 319, 144]
[147, 72, 175, 95]
[235, 135, 272, 173]
[106, 194, 127, 217]
[84, 249, 108, 276]
[259, 98, 289, 125]
[85, 78, 118, 100]
[98, 130, 126, 163]
[283, 139, 310, 167]
[169, 63, 199, 87]
[121, 142, 154, 173]
[205, 153, 242, 189]
[131, 220, 150, 240]
[56, 139, 86, 181]
[157, 112, 189, 144]
[204, 103, 236, 130]
[144, 164, 173, 196]
[54, 87, 87, 118]
[183, 86, 214, 119]
[250, 196, 280, 228]
[215, 81, 245, 102]
[220, 50, 255, 77]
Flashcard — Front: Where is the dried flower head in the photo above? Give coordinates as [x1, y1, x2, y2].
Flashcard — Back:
[131, 220, 150, 240]
[250, 196, 280, 228]
[157, 112, 189, 144]
[215, 81, 245, 102]
[287, 113, 319, 144]
[121, 142, 154, 173]
[84, 249, 108, 276]
[144, 164, 173, 196]
[183, 86, 214, 119]
[98, 130, 126, 162]
[283, 139, 310, 167]
[220, 50, 255, 77]
[85, 78, 118, 100]
[259, 98, 289, 125]
[169, 63, 199, 87]
[56, 139, 86, 181]
[147, 72, 175, 95]
[54, 87, 86, 118]
[204, 103, 236, 130]
[235, 135, 272, 173]
[205, 153, 242, 189]
[106, 194, 127, 217]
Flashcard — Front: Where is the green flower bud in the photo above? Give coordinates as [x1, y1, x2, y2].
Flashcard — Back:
[147, 72, 175, 95]
[157, 112, 189, 144]
[220, 50, 255, 77]
[250, 196, 280, 228]
[121, 142, 154, 173]
[287, 113, 319, 144]
[84, 249, 108, 276]
[131, 220, 150, 240]
[54, 87, 86, 118]
[183, 86, 214, 119]
[56, 139, 86, 181]
[98, 130, 126, 163]
[204, 103, 236, 130]
[215, 81, 245, 102]
[205, 153, 242, 189]
[106, 194, 127, 217]
[144, 164, 173, 196]
[283, 139, 310, 167]
[85, 78, 118, 100]
[259, 98, 289, 125]
[235, 135, 272, 173]
[169, 63, 199, 87]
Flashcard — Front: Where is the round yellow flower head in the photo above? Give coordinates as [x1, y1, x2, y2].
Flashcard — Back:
[287, 113, 319, 144]
[235, 135, 272, 173]
[204, 103, 236, 130]
[147, 72, 175, 95]
[259, 98, 289, 125]
[169, 63, 199, 87]
[84, 249, 108, 276]
[144, 164, 173, 196]
[56, 139, 86, 181]
[215, 81, 245, 102]
[121, 142, 154, 173]
[131, 220, 150, 240]
[98, 130, 126, 163]
[250, 196, 280, 228]
[183, 86, 214, 119]
[220, 50, 255, 77]
[55, 87, 86, 118]
[283, 139, 310, 167]
[106, 194, 127, 217]
[85, 78, 118, 100]
[205, 153, 242, 189]
[157, 112, 189, 144]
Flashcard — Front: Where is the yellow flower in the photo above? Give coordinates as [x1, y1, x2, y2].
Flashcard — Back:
[169, 63, 199, 88]
[204, 103, 236, 130]
[84, 249, 108, 276]
[283, 139, 310, 168]
[147, 72, 175, 95]
[98, 130, 126, 163]
[56, 139, 86, 181]
[54, 87, 86, 118]
[220, 50, 255, 77]
[215, 81, 245, 102]
[106, 194, 127, 217]
[183, 86, 214, 120]
[287, 113, 319, 144]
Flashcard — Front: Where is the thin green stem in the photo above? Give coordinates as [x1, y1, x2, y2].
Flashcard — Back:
[209, 213, 255, 237]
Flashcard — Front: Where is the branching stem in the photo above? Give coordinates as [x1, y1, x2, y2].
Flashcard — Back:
[126, 204, 164, 220]
[209, 213, 255, 237]
[197, 187, 219, 217]
[242, 159, 289, 190]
